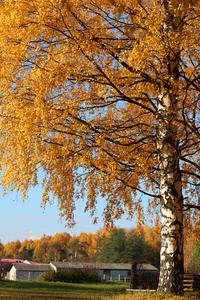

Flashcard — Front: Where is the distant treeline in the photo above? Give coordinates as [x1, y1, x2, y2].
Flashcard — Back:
[0, 226, 160, 268]
[1, 224, 200, 273]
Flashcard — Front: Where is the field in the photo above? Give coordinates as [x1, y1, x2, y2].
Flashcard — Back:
[0, 280, 199, 300]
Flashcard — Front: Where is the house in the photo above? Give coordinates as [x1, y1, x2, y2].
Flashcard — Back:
[0, 258, 42, 279]
[8, 263, 52, 280]
[49, 261, 159, 283]
[0, 259, 25, 278]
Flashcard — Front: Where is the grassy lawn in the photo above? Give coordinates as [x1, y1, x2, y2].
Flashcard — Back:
[0, 280, 128, 299]
[0, 280, 199, 299]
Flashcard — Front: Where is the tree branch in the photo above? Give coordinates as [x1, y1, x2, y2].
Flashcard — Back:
[183, 204, 200, 211]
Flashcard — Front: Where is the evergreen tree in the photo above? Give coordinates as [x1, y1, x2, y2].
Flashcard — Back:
[105, 228, 126, 263]
[124, 230, 150, 263]
[194, 240, 200, 274]
[94, 233, 110, 262]
[18, 247, 35, 261]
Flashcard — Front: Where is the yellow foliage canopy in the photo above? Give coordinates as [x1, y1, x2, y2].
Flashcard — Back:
[0, 0, 199, 229]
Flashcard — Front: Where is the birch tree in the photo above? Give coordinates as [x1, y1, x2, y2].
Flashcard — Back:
[0, 0, 199, 294]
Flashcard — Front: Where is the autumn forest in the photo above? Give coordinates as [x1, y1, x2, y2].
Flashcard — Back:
[0, 225, 200, 275]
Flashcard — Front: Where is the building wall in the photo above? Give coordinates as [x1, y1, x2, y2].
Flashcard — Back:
[98, 269, 130, 281]
[16, 270, 44, 280]
[9, 268, 45, 281]
[9, 267, 16, 281]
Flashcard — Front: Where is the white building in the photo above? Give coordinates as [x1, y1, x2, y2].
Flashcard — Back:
[8, 263, 52, 280]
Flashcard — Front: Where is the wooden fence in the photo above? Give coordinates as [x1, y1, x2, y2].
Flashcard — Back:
[183, 274, 200, 292]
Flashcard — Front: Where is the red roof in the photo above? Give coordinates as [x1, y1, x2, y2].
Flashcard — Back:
[0, 259, 41, 264]
[0, 259, 24, 263]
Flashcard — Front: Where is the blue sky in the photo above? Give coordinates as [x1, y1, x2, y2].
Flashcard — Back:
[0, 182, 138, 245]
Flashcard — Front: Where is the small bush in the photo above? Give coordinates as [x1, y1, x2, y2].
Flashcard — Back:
[40, 267, 102, 283]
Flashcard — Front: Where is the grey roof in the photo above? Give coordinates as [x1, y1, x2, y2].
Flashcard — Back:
[12, 263, 52, 272]
[50, 262, 158, 271]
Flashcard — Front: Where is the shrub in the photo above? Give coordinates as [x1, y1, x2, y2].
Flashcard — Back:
[40, 267, 102, 283]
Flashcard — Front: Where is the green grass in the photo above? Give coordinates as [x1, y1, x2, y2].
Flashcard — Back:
[0, 279, 128, 299]
[0, 280, 199, 299]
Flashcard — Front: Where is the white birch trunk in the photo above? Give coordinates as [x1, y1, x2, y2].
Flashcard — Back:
[156, 59, 183, 295]
[156, 2, 184, 294]
[157, 105, 184, 294]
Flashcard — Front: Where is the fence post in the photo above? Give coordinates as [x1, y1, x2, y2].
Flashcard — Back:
[118, 274, 120, 282]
